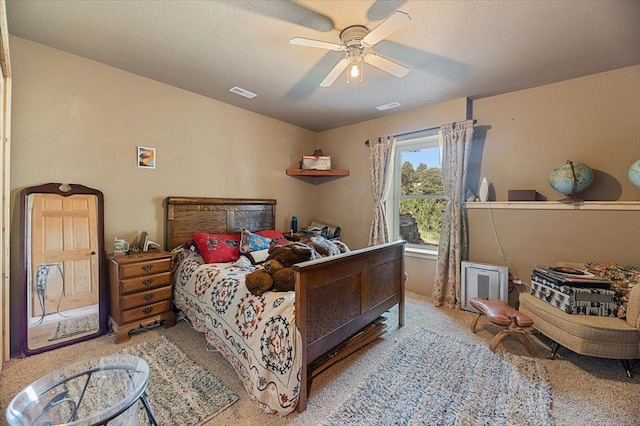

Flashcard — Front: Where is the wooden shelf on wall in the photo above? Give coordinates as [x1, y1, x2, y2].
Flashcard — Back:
[465, 201, 640, 211]
[286, 169, 349, 177]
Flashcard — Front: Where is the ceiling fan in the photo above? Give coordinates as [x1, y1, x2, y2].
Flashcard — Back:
[290, 11, 411, 87]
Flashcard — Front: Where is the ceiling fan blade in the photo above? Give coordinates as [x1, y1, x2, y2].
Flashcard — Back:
[226, 0, 334, 32]
[320, 58, 348, 87]
[290, 37, 344, 51]
[367, 0, 407, 21]
[362, 11, 411, 47]
[365, 54, 409, 78]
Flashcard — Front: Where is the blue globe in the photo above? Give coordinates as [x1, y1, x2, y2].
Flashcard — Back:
[549, 161, 594, 198]
[629, 159, 640, 189]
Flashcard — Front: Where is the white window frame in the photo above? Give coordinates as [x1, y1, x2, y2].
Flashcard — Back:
[386, 130, 445, 256]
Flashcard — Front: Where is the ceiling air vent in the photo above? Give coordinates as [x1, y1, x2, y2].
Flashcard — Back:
[376, 102, 401, 111]
[229, 86, 257, 99]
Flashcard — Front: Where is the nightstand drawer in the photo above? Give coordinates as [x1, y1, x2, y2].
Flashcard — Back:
[121, 271, 171, 294]
[122, 300, 171, 323]
[121, 286, 172, 310]
[119, 258, 172, 279]
[108, 250, 176, 343]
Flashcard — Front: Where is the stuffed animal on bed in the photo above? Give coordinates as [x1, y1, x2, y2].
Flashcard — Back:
[245, 243, 315, 296]
[245, 267, 274, 296]
[266, 259, 296, 292]
[245, 259, 295, 295]
[266, 242, 316, 266]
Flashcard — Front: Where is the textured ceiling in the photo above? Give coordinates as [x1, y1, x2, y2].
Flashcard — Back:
[6, 0, 640, 132]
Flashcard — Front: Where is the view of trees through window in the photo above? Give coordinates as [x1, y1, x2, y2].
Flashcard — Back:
[399, 147, 446, 246]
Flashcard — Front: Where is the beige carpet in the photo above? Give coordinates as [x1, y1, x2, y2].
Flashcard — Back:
[2, 292, 639, 426]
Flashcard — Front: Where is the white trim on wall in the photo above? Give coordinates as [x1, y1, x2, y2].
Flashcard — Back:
[0, 0, 12, 366]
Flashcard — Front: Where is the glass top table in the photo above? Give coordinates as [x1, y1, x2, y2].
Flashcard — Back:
[6, 355, 157, 425]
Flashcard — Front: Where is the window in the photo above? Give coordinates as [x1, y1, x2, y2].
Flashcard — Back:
[388, 131, 446, 251]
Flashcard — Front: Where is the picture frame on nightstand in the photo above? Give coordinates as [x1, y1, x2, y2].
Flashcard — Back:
[130, 231, 148, 252]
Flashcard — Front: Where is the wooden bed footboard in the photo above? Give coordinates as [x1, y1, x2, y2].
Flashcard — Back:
[163, 197, 406, 414]
[294, 240, 406, 412]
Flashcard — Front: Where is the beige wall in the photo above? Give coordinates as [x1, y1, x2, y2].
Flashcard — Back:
[468, 65, 640, 301]
[9, 37, 319, 240]
[313, 65, 640, 298]
[8, 37, 317, 350]
[315, 98, 470, 296]
[468, 208, 640, 305]
[8, 35, 640, 350]
[471, 65, 640, 202]
[315, 97, 469, 248]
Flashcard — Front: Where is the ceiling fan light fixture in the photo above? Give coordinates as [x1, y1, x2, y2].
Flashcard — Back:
[346, 46, 364, 85]
[350, 64, 360, 78]
[291, 12, 411, 88]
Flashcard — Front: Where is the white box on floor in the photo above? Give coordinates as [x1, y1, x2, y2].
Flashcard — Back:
[461, 261, 509, 313]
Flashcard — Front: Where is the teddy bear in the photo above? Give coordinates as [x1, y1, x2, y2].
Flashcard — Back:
[265, 259, 295, 292]
[244, 258, 297, 295]
[265, 242, 316, 266]
[245, 242, 315, 295]
[245, 266, 275, 296]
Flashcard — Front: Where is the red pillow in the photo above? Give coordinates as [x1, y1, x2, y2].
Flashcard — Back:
[191, 232, 241, 263]
[256, 230, 289, 246]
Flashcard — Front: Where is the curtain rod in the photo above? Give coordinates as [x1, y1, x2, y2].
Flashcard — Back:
[364, 119, 477, 146]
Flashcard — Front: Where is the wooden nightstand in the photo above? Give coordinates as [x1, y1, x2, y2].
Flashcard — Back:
[107, 250, 176, 343]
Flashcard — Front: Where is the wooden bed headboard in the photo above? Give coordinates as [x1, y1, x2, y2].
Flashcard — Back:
[163, 197, 276, 250]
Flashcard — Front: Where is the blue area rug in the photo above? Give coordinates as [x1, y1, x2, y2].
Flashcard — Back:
[320, 330, 552, 425]
[120, 336, 238, 425]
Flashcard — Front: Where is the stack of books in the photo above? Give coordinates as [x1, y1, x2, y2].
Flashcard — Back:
[530, 265, 620, 317]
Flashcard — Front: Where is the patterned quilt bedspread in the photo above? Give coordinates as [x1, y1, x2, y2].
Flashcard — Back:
[171, 246, 302, 415]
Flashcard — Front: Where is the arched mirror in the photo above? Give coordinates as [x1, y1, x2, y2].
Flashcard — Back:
[19, 183, 107, 356]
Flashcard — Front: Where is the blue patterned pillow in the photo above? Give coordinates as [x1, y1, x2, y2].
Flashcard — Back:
[239, 228, 273, 255]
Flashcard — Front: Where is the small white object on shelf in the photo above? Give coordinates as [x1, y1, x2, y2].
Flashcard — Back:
[466, 189, 475, 202]
[479, 177, 489, 202]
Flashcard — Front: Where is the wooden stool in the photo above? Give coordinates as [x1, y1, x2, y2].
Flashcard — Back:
[469, 298, 536, 357]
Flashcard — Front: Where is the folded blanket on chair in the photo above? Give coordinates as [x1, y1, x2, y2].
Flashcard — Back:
[530, 274, 619, 317]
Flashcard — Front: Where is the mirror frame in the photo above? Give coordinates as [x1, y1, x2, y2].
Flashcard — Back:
[19, 183, 108, 357]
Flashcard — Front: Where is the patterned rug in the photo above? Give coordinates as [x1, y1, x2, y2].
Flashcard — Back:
[120, 336, 238, 425]
[48, 313, 99, 341]
[320, 331, 553, 426]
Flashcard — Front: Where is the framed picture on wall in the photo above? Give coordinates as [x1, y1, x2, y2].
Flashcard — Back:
[138, 146, 156, 169]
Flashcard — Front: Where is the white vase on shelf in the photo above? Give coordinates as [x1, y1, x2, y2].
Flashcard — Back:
[479, 177, 489, 202]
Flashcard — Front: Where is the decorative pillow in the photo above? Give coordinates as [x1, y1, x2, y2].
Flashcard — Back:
[239, 228, 282, 264]
[585, 262, 640, 320]
[191, 232, 241, 263]
[255, 230, 289, 246]
[240, 228, 274, 253]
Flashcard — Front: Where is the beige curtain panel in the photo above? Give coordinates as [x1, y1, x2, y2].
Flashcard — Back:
[432, 120, 475, 308]
[368, 136, 395, 246]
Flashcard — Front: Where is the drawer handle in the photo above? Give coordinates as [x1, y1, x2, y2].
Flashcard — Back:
[142, 265, 154, 272]
[142, 278, 154, 286]
[142, 307, 153, 315]
[143, 294, 154, 301]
